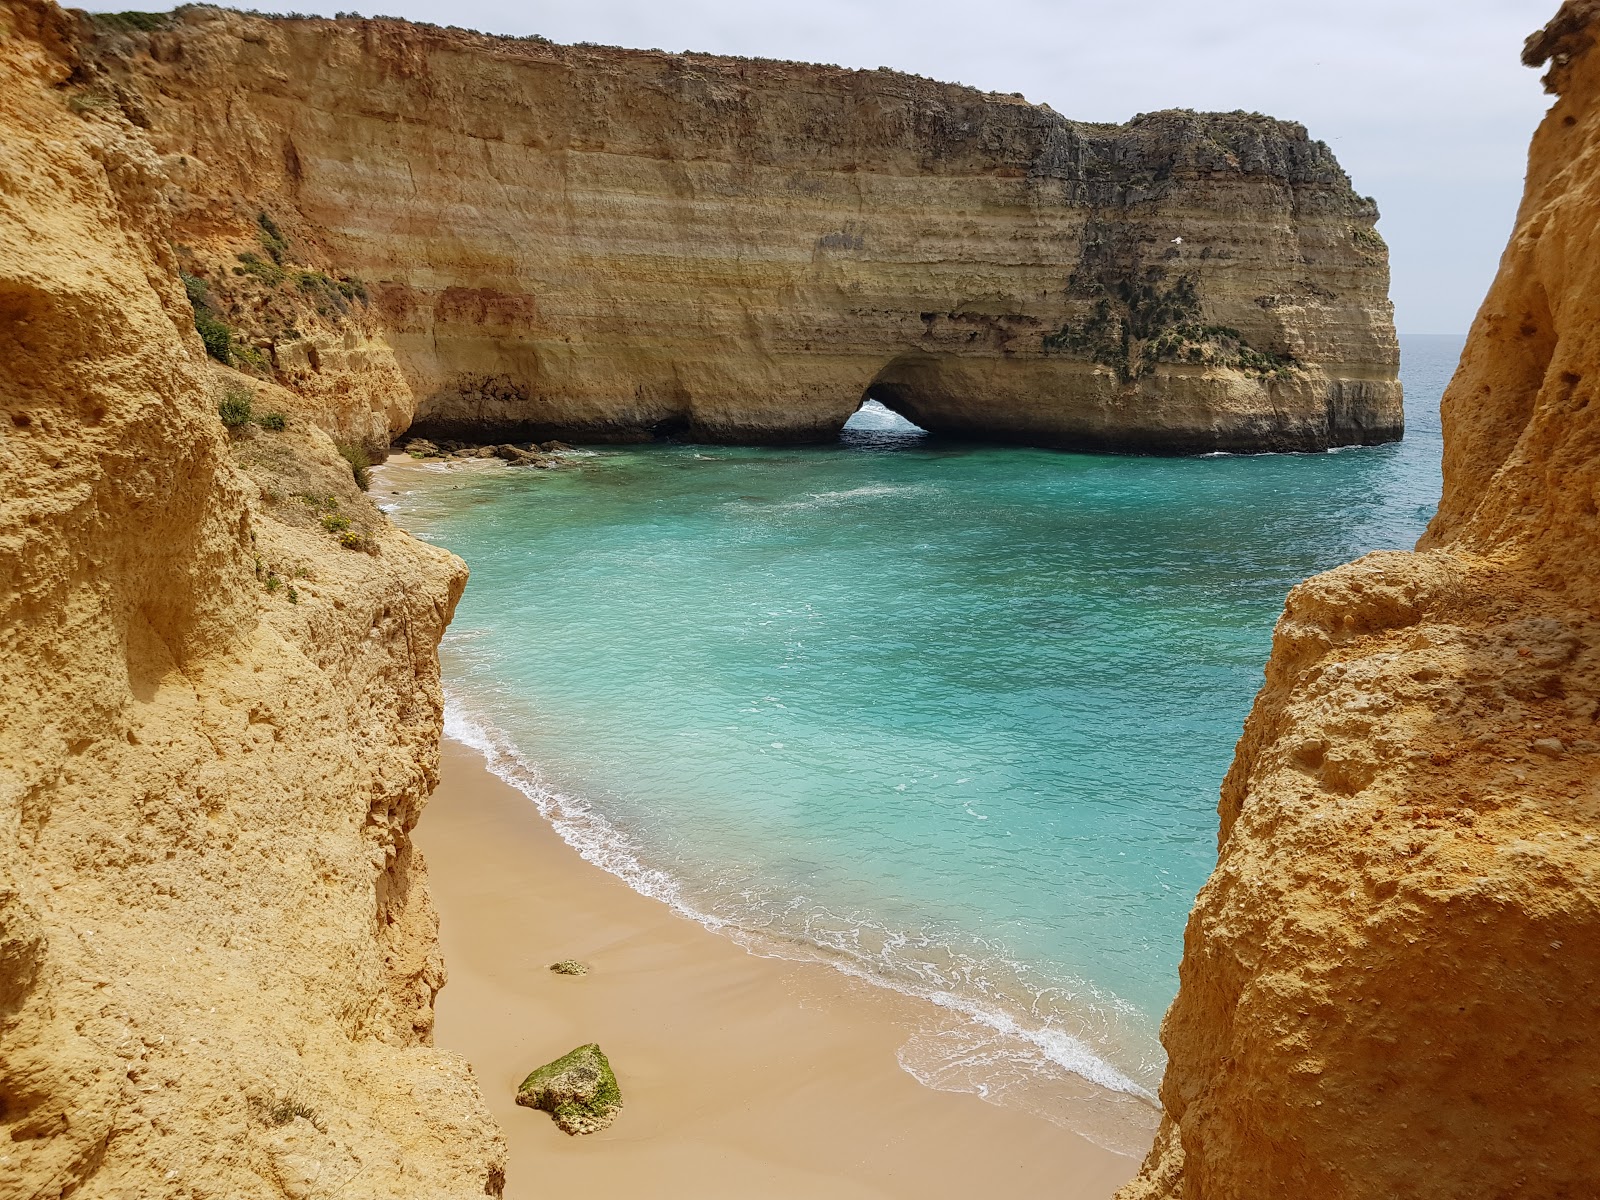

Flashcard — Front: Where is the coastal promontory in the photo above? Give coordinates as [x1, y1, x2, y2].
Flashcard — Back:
[74, 6, 1399, 454]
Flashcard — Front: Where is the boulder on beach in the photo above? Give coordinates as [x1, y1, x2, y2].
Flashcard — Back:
[515, 1043, 622, 1135]
[549, 959, 590, 976]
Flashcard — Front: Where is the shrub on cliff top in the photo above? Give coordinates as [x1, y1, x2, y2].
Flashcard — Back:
[91, 11, 173, 33]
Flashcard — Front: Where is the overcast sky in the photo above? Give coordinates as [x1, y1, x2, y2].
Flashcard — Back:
[87, 0, 1559, 332]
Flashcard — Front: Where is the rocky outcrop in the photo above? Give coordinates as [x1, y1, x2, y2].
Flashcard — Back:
[0, 3, 503, 1195]
[1119, 6, 1600, 1197]
[74, 6, 1399, 454]
[514, 1043, 623, 1136]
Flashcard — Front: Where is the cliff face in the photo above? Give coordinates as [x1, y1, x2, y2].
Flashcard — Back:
[1120, 6, 1600, 1197]
[0, 3, 503, 1195]
[76, 6, 1399, 454]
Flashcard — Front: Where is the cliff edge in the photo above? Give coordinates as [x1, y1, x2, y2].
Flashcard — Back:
[0, 2, 504, 1195]
[1120, 5, 1600, 1196]
[73, 5, 1398, 454]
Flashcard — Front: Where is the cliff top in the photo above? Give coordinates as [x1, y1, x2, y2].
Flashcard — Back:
[76, 4, 1361, 193]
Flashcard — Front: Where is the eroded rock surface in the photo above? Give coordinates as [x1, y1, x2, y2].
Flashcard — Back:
[1120, 5, 1600, 1197]
[0, 3, 503, 1195]
[74, 6, 1399, 454]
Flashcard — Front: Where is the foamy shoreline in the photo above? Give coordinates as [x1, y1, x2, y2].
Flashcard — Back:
[417, 737, 1146, 1197]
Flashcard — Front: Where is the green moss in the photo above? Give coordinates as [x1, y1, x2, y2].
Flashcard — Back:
[516, 1044, 622, 1136]
[1044, 271, 1297, 382]
[1352, 225, 1387, 252]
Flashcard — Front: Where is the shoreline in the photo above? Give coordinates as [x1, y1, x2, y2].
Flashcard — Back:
[416, 737, 1145, 1198]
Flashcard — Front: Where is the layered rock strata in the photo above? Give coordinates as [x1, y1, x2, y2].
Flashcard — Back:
[1120, 5, 1600, 1197]
[0, 3, 503, 1195]
[76, 6, 1399, 453]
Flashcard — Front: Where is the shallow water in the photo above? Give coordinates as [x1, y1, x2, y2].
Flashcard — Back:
[384, 335, 1459, 1134]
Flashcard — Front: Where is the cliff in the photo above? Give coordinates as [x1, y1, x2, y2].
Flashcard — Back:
[71, 6, 1399, 454]
[1120, 5, 1600, 1197]
[0, 2, 504, 1195]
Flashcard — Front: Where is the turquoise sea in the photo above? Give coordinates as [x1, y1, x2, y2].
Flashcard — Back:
[383, 335, 1459, 1142]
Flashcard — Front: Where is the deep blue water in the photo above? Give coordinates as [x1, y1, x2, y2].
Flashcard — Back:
[384, 336, 1458, 1126]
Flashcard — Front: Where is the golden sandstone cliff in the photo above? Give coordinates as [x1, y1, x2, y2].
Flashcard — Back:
[13, 0, 1597, 1197]
[70, 4, 1399, 454]
[0, 3, 503, 1195]
[1121, 4, 1600, 1197]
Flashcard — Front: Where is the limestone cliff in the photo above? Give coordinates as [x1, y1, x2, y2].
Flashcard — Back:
[0, 2, 504, 1195]
[73, 6, 1398, 454]
[1120, 5, 1600, 1197]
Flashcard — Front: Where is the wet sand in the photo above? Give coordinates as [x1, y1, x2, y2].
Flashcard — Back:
[416, 738, 1145, 1199]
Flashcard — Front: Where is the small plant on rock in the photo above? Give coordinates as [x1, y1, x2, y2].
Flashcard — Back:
[256, 211, 290, 266]
[256, 411, 287, 432]
[337, 443, 372, 491]
[218, 386, 254, 429]
[234, 250, 286, 286]
[254, 1096, 323, 1130]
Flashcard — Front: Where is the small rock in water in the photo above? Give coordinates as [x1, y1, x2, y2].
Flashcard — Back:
[540, 440, 575, 452]
[475, 445, 499, 458]
[549, 959, 589, 976]
[516, 1043, 621, 1135]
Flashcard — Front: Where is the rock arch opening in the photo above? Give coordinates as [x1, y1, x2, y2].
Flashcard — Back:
[840, 355, 943, 445]
[841, 397, 928, 443]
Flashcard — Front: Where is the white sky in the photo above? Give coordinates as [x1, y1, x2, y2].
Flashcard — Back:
[83, 0, 1559, 332]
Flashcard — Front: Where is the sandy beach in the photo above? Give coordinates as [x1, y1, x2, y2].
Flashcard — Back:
[415, 738, 1146, 1198]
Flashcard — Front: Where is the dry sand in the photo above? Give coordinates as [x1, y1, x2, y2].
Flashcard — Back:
[416, 739, 1146, 1199]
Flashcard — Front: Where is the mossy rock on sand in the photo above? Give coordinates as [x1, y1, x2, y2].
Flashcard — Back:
[549, 959, 589, 976]
[516, 1043, 622, 1135]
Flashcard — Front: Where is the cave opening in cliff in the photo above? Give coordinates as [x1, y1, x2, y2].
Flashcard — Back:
[841, 397, 928, 448]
